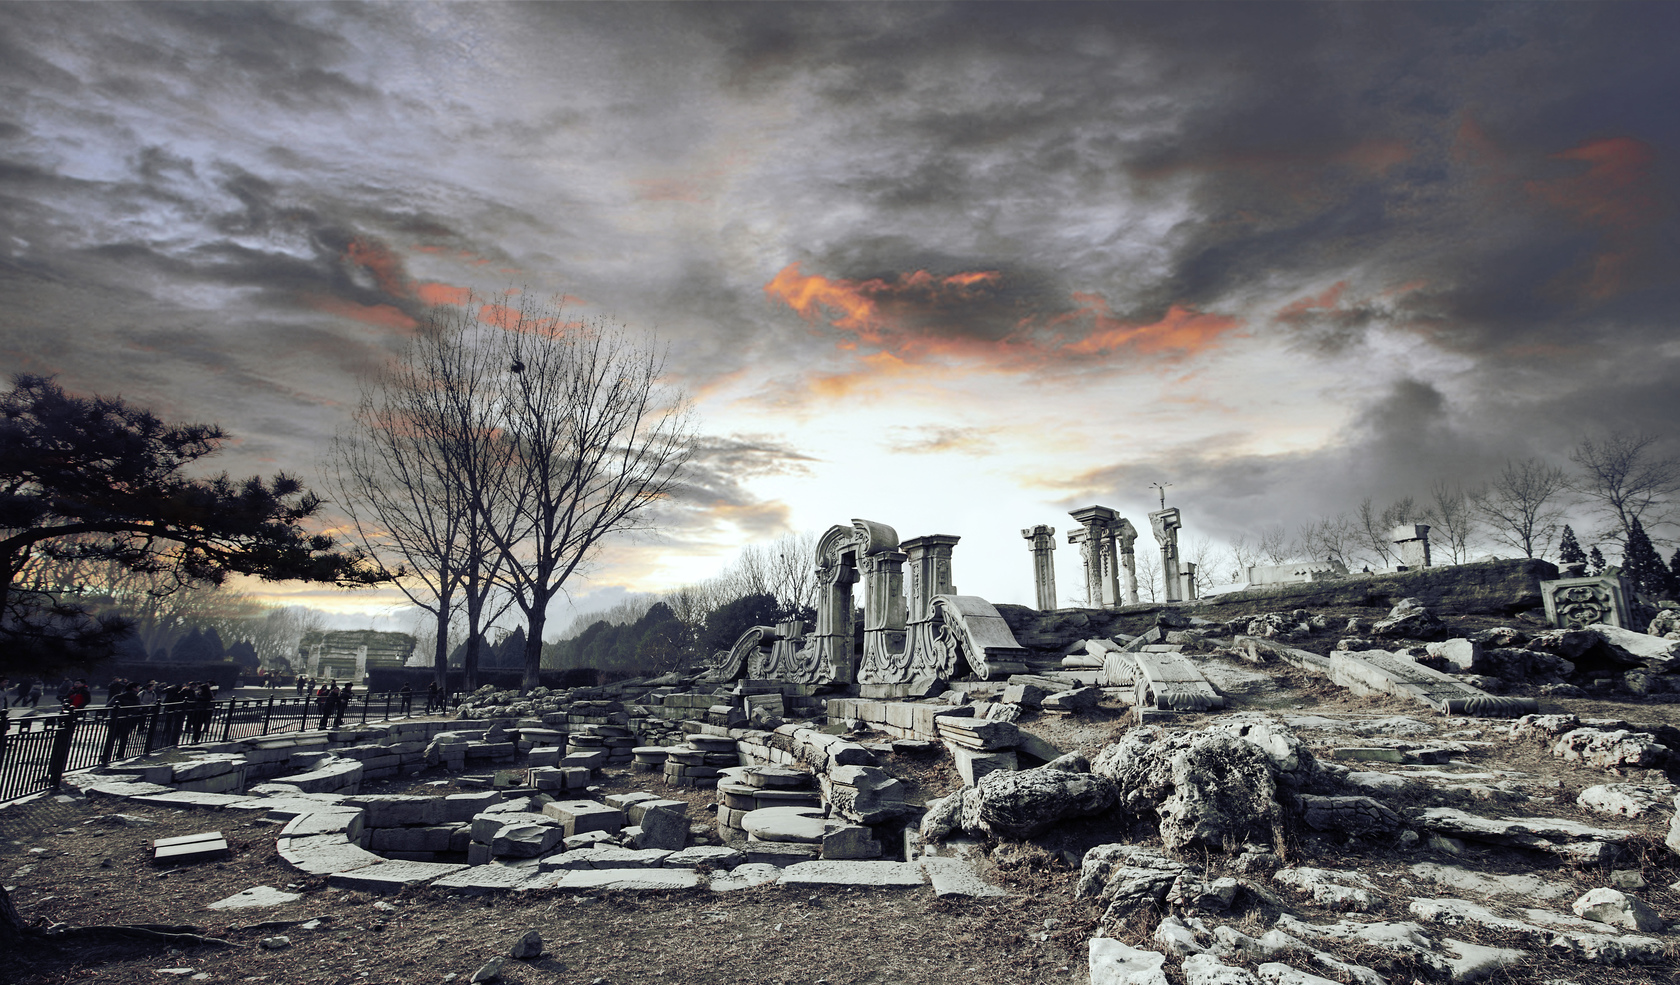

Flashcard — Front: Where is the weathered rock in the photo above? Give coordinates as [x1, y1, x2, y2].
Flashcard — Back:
[1587, 624, 1680, 673]
[1182, 953, 1260, 985]
[1475, 647, 1574, 683]
[1372, 598, 1444, 639]
[1426, 639, 1481, 672]
[1571, 887, 1664, 932]
[509, 930, 543, 960]
[1089, 938, 1168, 985]
[1273, 867, 1377, 911]
[1078, 844, 1196, 913]
[1297, 795, 1402, 837]
[1576, 782, 1677, 818]
[1092, 718, 1328, 851]
[963, 766, 1117, 838]
[824, 765, 911, 824]
[1552, 728, 1671, 771]
[1041, 686, 1102, 713]
[918, 787, 967, 842]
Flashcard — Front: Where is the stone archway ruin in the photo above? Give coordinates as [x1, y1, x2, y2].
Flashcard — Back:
[708, 518, 1031, 686]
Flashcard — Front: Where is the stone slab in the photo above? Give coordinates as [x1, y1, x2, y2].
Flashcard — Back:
[327, 860, 467, 893]
[921, 856, 1008, 897]
[205, 885, 303, 910]
[549, 868, 702, 891]
[429, 865, 548, 894]
[778, 860, 928, 887]
[708, 862, 782, 891]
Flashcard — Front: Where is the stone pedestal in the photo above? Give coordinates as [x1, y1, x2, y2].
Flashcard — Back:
[1392, 523, 1432, 570]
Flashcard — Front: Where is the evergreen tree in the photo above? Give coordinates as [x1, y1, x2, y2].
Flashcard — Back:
[171, 627, 208, 662]
[1620, 518, 1669, 599]
[1588, 545, 1606, 576]
[1558, 525, 1587, 567]
[1670, 548, 1680, 598]
[496, 627, 527, 669]
[202, 626, 227, 660]
[226, 640, 260, 669]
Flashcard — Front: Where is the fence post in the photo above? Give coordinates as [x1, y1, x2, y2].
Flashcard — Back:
[46, 710, 79, 789]
[262, 697, 275, 737]
[220, 700, 235, 742]
[140, 702, 160, 756]
[360, 692, 370, 725]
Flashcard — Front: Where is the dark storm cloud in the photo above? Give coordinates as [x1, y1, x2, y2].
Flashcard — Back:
[2, 1, 1678, 567]
[651, 434, 818, 543]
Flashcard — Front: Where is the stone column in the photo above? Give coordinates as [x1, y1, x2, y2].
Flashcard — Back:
[1391, 524, 1432, 570]
[1068, 505, 1120, 608]
[1150, 507, 1183, 602]
[1020, 525, 1058, 610]
[1113, 519, 1140, 605]
[902, 535, 960, 622]
[1180, 562, 1198, 602]
[812, 557, 859, 682]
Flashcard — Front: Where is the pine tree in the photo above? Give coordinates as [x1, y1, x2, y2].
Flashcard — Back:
[1670, 548, 1680, 599]
[171, 627, 207, 662]
[1558, 525, 1587, 567]
[202, 626, 227, 660]
[1588, 546, 1606, 576]
[1621, 517, 1669, 599]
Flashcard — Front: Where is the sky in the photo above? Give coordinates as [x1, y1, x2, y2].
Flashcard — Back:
[3, 3, 1678, 632]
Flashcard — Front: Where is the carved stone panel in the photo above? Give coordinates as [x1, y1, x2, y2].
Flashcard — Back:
[1540, 575, 1631, 630]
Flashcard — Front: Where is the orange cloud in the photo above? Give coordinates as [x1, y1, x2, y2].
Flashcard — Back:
[766, 262, 1238, 372]
[477, 301, 581, 337]
[307, 296, 418, 331]
[1060, 299, 1239, 357]
[415, 281, 472, 306]
[1528, 136, 1662, 298]
[344, 238, 408, 296]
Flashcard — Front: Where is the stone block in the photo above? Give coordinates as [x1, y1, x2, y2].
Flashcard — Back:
[280, 810, 365, 842]
[442, 791, 503, 822]
[635, 806, 688, 851]
[492, 823, 565, 858]
[820, 824, 883, 860]
[344, 794, 444, 828]
[779, 860, 927, 887]
[626, 798, 690, 826]
[153, 831, 229, 865]
[369, 825, 454, 853]
[471, 811, 554, 844]
[949, 745, 1017, 786]
[542, 799, 623, 837]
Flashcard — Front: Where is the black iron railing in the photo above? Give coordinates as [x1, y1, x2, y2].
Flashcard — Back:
[0, 688, 456, 804]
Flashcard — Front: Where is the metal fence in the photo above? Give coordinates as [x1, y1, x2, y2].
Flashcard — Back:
[0, 689, 454, 804]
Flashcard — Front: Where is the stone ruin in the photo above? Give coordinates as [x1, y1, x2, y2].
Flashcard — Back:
[26, 508, 1680, 985]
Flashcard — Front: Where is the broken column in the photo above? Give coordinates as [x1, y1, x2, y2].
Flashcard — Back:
[1150, 507, 1183, 602]
[1069, 506, 1120, 608]
[902, 534, 959, 622]
[1020, 525, 1058, 610]
[1391, 524, 1432, 570]
[1113, 518, 1140, 606]
[1180, 562, 1198, 602]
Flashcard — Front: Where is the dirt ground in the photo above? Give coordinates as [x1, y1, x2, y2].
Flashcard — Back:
[5, 653, 1680, 985]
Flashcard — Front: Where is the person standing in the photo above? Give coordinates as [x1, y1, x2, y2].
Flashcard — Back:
[334, 683, 354, 727]
[425, 680, 440, 713]
[316, 681, 337, 730]
[66, 680, 91, 711]
[189, 682, 214, 743]
[399, 682, 413, 716]
[0, 677, 10, 709]
[101, 682, 143, 763]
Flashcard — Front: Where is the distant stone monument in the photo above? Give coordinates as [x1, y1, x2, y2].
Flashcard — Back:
[1246, 560, 1349, 588]
[1540, 571, 1632, 629]
[301, 630, 416, 681]
[1392, 524, 1431, 570]
[1021, 524, 1058, 610]
[1066, 506, 1140, 607]
[1150, 507, 1183, 602]
[712, 519, 1030, 686]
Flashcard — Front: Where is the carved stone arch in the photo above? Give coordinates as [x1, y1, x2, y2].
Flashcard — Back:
[929, 595, 1031, 680]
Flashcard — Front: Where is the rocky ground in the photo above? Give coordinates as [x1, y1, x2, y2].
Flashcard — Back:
[4, 600, 1680, 985]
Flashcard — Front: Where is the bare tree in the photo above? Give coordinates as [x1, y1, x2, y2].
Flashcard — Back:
[765, 530, 820, 615]
[1228, 533, 1258, 584]
[330, 301, 515, 692]
[1423, 480, 1476, 564]
[492, 298, 695, 690]
[1256, 523, 1291, 564]
[1569, 431, 1680, 545]
[1133, 547, 1162, 603]
[1294, 513, 1359, 567]
[1470, 458, 1571, 559]
[1356, 496, 1420, 568]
